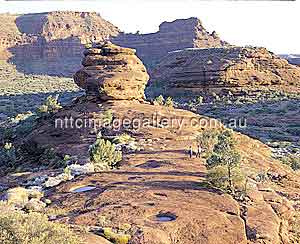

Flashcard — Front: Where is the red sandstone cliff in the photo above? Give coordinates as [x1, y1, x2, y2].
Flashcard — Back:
[0, 13, 227, 76]
[113, 17, 228, 69]
[150, 47, 300, 99]
[0, 11, 120, 76]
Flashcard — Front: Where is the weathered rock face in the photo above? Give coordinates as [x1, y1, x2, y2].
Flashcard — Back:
[113, 17, 228, 69]
[0, 14, 228, 76]
[0, 11, 120, 76]
[150, 47, 300, 99]
[74, 42, 149, 100]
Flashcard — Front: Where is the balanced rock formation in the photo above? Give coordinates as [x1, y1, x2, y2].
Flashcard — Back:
[113, 17, 228, 69]
[74, 42, 149, 100]
[150, 47, 300, 99]
[0, 11, 120, 76]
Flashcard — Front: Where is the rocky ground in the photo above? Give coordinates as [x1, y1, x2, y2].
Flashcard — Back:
[1, 43, 300, 244]
[2, 99, 300, 243]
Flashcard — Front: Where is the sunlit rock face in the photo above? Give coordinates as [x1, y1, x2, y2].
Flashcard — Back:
[74, 42, 149, 100]
[0, 11, 120, 76]
[113, 17, 228, 69]
[150, 47, 300, 99]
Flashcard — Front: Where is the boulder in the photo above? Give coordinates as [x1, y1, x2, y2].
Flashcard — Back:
[74, 42, 149, 100]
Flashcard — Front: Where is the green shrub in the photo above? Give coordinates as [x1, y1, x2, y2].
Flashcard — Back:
[196, 96, 204, 105]
[206, 130, 245, 193]
[113, 133, 135, 144]
[102, 109, 113, 125]
[0, 202, 81, 244]
[103, 227, 131, 244]
[0, 143, 16, 167]
[38, 95, 62, 115]
[89, 138, 122, 171]
[84, 43, 93, 49]
[207, 165, 245, 191]
[11, 111, 34, 124]
[153, 95, 164, 106]
[280, 155, 300, 171]
[165, 96, 174, 108]
[196, 129, 219, 156]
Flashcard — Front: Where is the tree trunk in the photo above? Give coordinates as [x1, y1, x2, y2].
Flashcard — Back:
[228, 165, 234, 194]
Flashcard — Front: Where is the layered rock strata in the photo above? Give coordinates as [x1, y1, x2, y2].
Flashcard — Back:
[150, 47, 300, 98]
[0, 14, 227, 75]
[74, 42, 149, 100]
[0, 11, 120, 76]
[113, 17, 228, 68]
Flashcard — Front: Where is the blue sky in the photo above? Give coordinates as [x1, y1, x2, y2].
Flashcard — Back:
[0, 0, 299, 54]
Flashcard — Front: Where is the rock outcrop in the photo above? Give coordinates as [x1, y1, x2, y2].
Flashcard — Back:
[0, 13, 228, 76]
[150, 47, 300, 99]
[74, 42, 149, 100]
[16, 44, 300, 244]
[0, 11, 120, 76]
[113, 17, 228, 69]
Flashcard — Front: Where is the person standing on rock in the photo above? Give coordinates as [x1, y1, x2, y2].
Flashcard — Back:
[189, 145, 193, 158]
[196, 144, 202, 158]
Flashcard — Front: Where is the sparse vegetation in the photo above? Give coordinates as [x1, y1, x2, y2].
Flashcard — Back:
[153, 95, 164, 106]
[113, 133, 135, 144]
[102, 109, 113, 125]
[165, 96, 174, 108]
[38, 95, 62, 115]
[206, 130, 245, 193]
[103, 227, 131, 244]
[196, 96, 204, 105]
[280, 155, 300, 171]
[0, 202, 81, 244]
[0, 61, 82, 119]
[196, 129, 219, 157]
[89, 138, 122, 171]
[0, 142, 16, 167]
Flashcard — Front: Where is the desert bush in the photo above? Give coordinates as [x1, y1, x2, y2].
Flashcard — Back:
[113, 133, 135, 144]
[0, 142, 16, 167]
[196, 96, 204, 105]
[103, 227, 131, 244]
[165, 96, 174, 108]
[89, 138, 122, 171]
[102, 109, 113, 125]
[38, 95, 62, 115]
[0, 202, 81, 244]
[280, 155, 300, 171]
[196, 129, 219, 156]
[11, 111, 34, 124]
[84, 43, 93, 49]
[207, 165, 245, 191]
[206, 130, 245, 193]
[153, 95, 164, 106]
[256, 172, 269, 182]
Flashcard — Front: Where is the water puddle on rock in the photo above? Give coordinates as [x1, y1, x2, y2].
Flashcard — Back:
[155, 213, 177, 222]
[70, 185, 96, 193]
